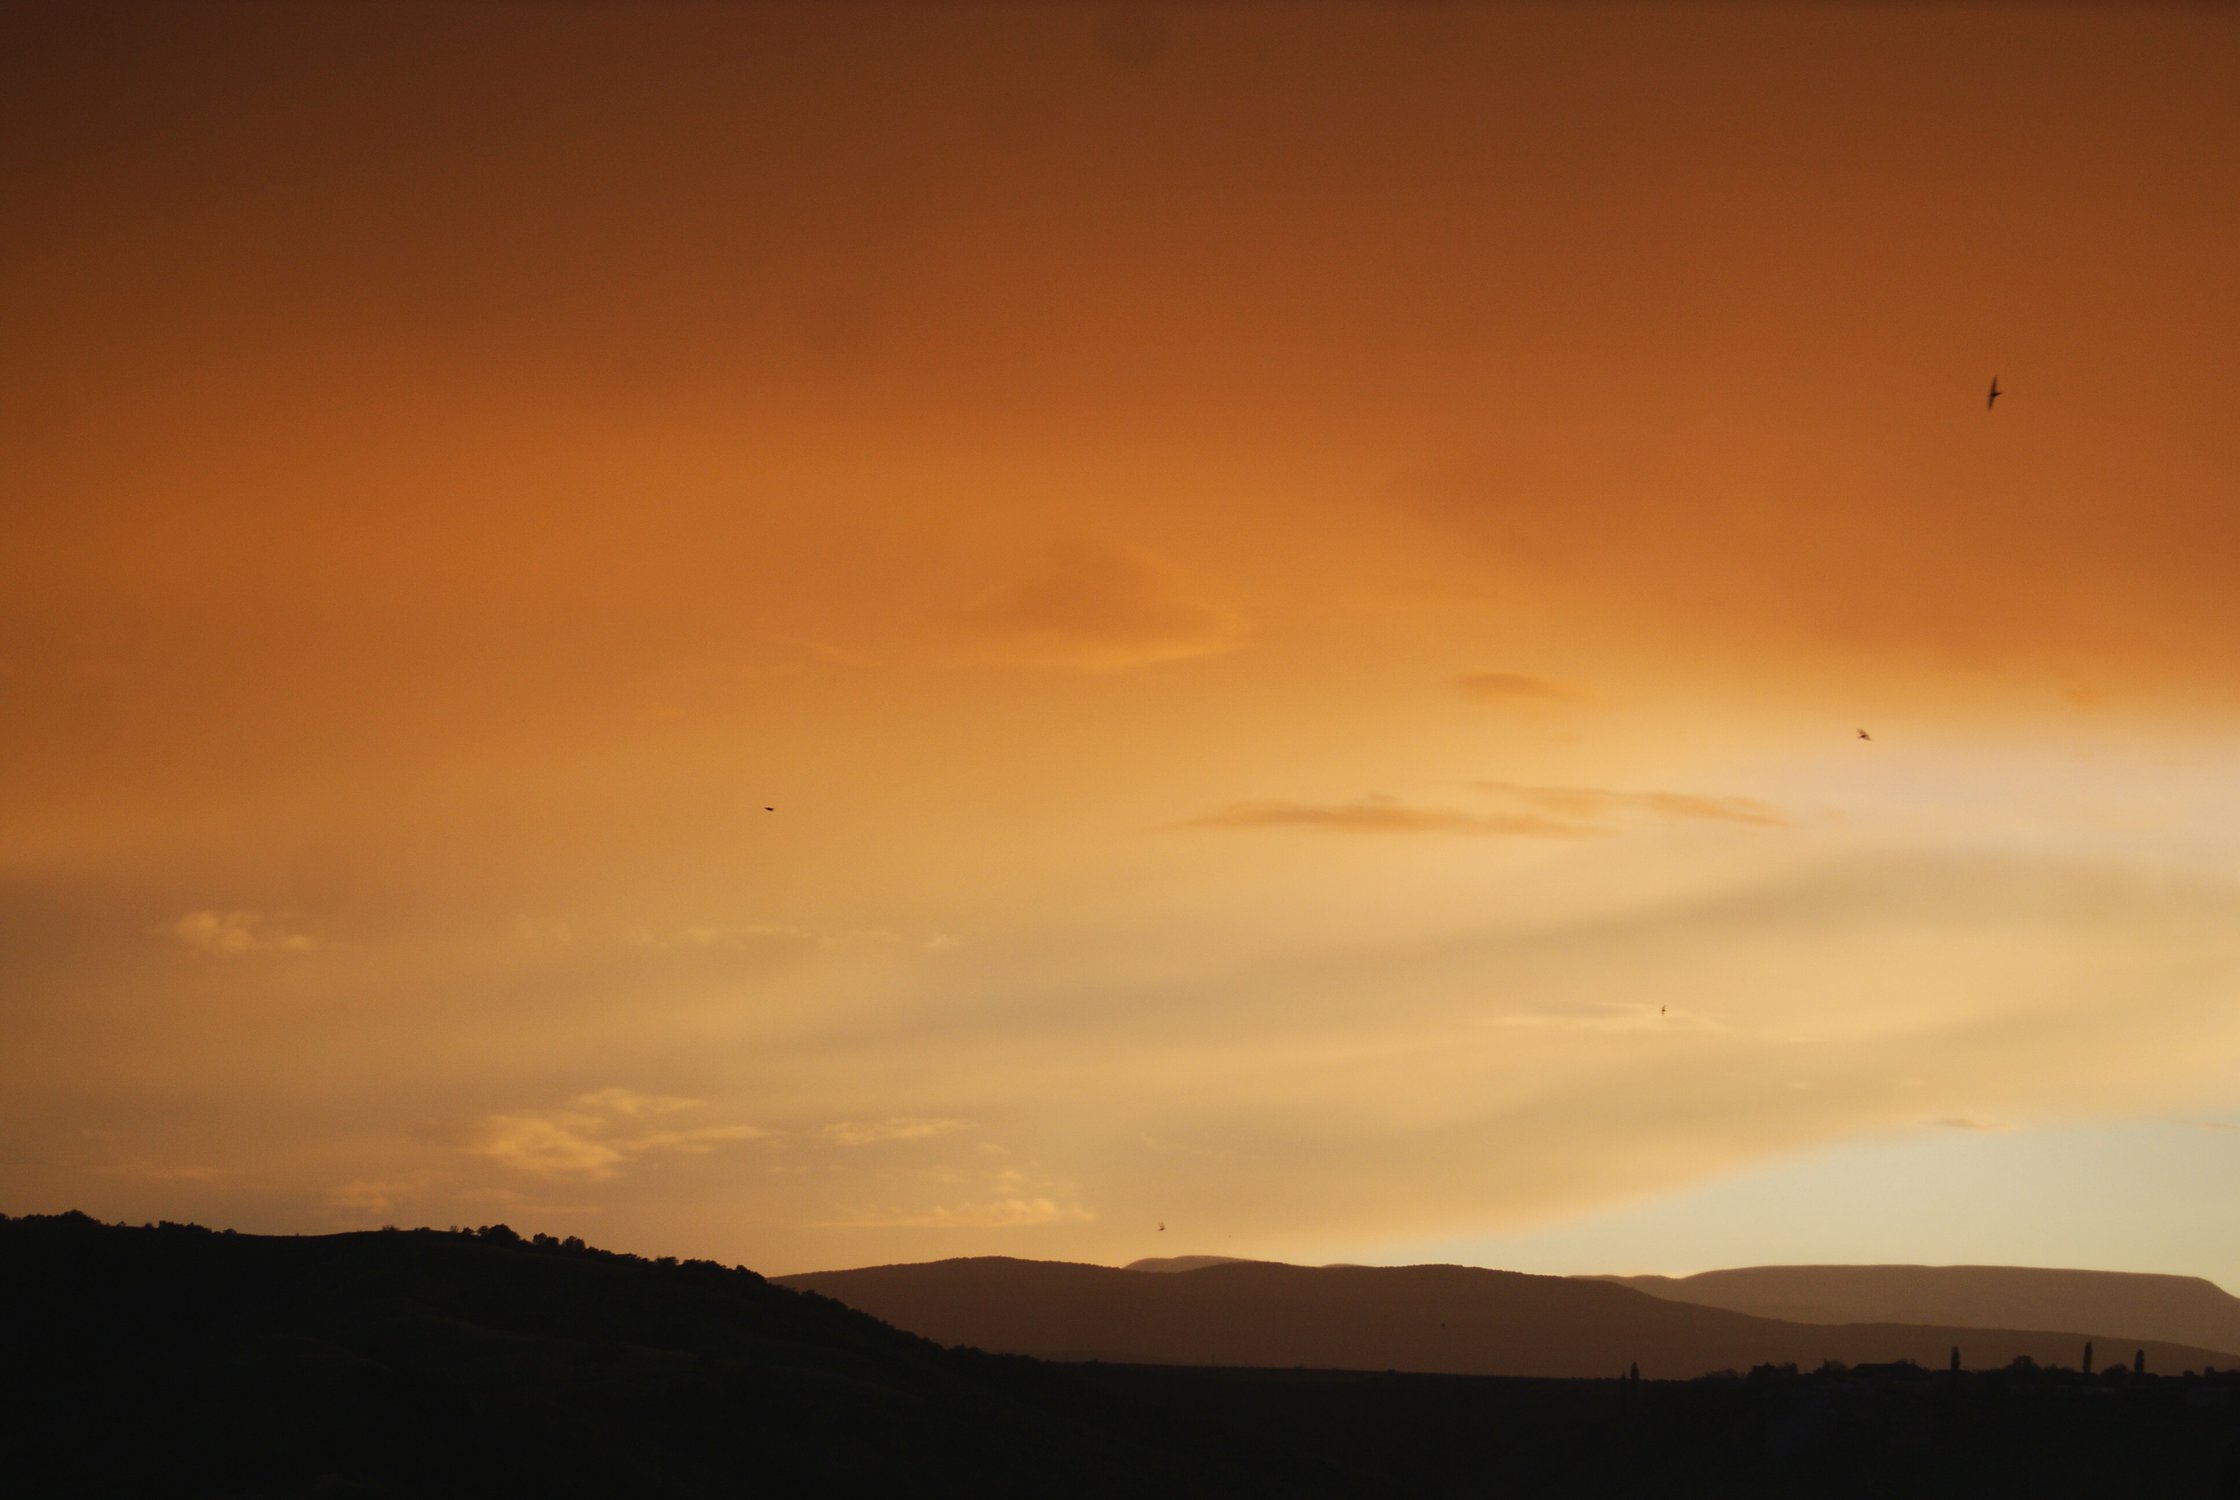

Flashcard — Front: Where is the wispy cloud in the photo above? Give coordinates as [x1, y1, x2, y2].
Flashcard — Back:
[457, 1114, 630, 1178]
[627, 922, 803, 949]
[1181, 797, 1600, 838]
[1453, 671, 1588, 705]
[573, 1087, 703, 1118]
[456, 1089, 769, 1180]
[627, 1123, 775, 1154]
[331, 1179, 408, 1213]
[1477, 782, 1788, 828]
[960, 540, 1242, 671]
[1483, 1001, 1724, 1033]
[814, 1164, 1091, 1229]
[166, 910, 313, 956]
[627, 923, 903, 952]
[821, 1116, 974, 1146]
[1183, 783, 1784, 838]
[834, 1196, 1096, 1229]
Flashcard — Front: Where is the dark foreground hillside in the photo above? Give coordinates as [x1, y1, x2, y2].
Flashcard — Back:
[0, 1212, 1208, 1499]
[8, 1214, 2240, 1499]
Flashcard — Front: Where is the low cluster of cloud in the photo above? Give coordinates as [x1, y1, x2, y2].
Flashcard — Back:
[330, 1179, 408, 1213]
[455, 1091, 977, 1184]
[816, 1169, 1095, 1229]
[1185, 782, 1785, 838]
[448, 1093, 1089, 1232]
[831, 1196, 1094, 1230]
[821, 1116, 972, 1146]
[629, 922, 827, 949]
[456, 1089, 772, 1181]
[167, 910, 314, 956]
[623, 923, 917, 952]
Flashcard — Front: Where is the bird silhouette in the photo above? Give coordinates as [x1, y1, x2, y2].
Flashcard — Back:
[1857, 729, 1872, 741]
[1157, 1221, 1165, 1232]
[764, 806, 774, 812]
[1987, 376, 2001, 410]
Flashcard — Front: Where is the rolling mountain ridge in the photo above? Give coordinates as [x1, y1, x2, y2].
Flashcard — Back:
[777, 1256, 2240, 1379]
[1592, 1264, 2240, 1359]
[16, 1214, 2240, 1497]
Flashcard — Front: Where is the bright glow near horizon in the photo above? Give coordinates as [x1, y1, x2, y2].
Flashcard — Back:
[5, 2, 2240, 1290]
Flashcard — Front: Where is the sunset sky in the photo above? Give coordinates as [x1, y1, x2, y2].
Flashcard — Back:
[7, 2, 2240, 1287]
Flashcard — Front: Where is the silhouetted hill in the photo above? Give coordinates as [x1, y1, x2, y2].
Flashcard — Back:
[777, 1256, 2237, 1378]
[0, 1212, 1220, 1498]
[1594, 1265, 2240, 1361]
[16, 1214, 2240, 1498]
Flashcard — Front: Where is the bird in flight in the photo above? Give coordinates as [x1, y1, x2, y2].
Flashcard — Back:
[1857, 728, 1872, 741]
[764, 806, 774, 812]
[1987, 376, 2001, 411]
[1157, 1221, 1166, 1233]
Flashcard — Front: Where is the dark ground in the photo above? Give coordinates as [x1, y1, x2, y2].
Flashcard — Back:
[6, 1213, 2239, 1498]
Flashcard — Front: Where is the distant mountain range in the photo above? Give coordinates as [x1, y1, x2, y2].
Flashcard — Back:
[777, 1256, 2240, 1379]
[17, 1213, 2240, 1497]
[1593, 1264, 2240, 1359]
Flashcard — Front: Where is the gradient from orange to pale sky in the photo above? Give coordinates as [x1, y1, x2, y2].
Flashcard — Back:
[5, 2, 2240, 1285]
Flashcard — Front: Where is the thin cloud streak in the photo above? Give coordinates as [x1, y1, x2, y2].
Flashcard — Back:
[826, 1197, 1094, 1230]
[1181, 799, 1603, 838]
[1453, 672, 1588, 705]
[1183, 782, 1784, 838]
[1477, 782, 1789, 828]
[1483, 1002, 1726, 1034]
[573, 1087, 703, 1118]
[822, 1117, 974, 1146]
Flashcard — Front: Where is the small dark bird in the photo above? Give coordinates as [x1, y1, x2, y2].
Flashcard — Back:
[1987, 376, 2001, 410]
[1660, 1005, 1667, 1015]
[1157, 1222, 1165, 1232]
[764, 807, 774, 812]
[1857, 729, 1872, 741]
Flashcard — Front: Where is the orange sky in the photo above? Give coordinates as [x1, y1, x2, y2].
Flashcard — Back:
[7, 2, 2240, 1283]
